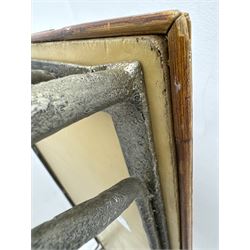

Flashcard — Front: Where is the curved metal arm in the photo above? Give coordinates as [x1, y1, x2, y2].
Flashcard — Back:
[31, 62, 139, 144]
[31, 177, 160, 249]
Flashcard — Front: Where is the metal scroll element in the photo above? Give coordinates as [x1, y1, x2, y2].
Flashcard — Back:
[32, 177, 158, 249]
[31, 60, 169, 249]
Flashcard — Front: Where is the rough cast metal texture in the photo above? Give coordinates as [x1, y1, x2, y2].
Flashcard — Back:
[32, 177, 159, 250]
[31, 60, 169, 249]
[32, 59, 108, 79]
[31, 62, 135, 144]
[32, 70, 56, 84]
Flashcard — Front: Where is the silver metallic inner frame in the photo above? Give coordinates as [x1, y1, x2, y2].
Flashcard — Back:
[31, 60, 169, 249]
[32, 177, 157, 250]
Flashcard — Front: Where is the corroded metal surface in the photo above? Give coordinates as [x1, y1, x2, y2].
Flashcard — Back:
[32, 177, 160, 250]
[31, 60, 169, 249]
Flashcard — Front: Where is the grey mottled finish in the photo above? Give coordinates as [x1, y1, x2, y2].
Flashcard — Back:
[32, 178, 159, 250]
[32, 59, 107, 79]
[31, 60, 169, 249]
[32, 70, 56, 84]
[31, 63, 136, 144]
[106, 102, 169, 249]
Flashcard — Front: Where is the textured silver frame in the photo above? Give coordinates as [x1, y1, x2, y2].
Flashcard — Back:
[31, 60, 169, 249]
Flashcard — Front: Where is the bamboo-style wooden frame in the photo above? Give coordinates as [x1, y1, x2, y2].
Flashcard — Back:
[32, 10, 192, 250]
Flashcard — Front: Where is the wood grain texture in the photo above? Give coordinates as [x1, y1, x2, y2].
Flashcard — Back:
[168, 14, 192, 250]
[31, 10, 180, 43]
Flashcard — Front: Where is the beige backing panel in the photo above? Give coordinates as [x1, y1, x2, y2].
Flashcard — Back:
[37, 112, 149, 249]
[32, 35, 180, 249]
[37, 112, 129, 203]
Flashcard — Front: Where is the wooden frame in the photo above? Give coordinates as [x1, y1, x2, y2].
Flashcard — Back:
[32, 10, 192, 250]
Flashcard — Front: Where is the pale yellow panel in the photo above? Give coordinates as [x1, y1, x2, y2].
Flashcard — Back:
[33, 35, 180, 249]
[99, 202, 151, 250]
[37, 112, 149, 248]
[37, 112, 129, 202]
